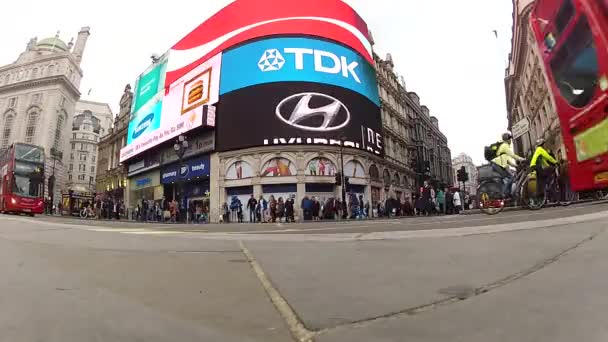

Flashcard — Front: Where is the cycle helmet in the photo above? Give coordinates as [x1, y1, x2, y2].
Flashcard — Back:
[536, 138, 546, 147]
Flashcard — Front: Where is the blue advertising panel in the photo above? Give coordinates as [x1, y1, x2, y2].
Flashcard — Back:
[220, 37, 380, 106]
[161, 155, 211, 184]
[127, 100, 163, 145]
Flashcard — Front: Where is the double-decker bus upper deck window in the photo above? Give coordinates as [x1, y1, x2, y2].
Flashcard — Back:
[550, 16, 598, 109]
[14, 144, 44, 163]
[555, 0, 574, 35]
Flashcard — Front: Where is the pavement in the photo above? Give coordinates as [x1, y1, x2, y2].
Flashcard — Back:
[0, 202, 607, 341]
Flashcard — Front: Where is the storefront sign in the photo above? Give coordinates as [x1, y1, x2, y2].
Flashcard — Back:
[161, 155, 211, 184]
[161, 131, 215, 165]
[130, 170, 160, 190]
[128, 152, 161, 176]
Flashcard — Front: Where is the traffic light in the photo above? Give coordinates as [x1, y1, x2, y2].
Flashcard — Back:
[344, 176, 350, 186]
[335, 172, 342, 186]
[457, 166, 469, 182]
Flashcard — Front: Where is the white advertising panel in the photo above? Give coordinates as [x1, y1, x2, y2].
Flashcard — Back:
[120, 52, 222, 162]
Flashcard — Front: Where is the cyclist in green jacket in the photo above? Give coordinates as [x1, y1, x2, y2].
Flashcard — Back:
[530, 139, 558, 198]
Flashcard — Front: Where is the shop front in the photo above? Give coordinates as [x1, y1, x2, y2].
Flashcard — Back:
[129, 170, 162, 208]
[61, 186, 94, 216]
[161, 155, 211, 221]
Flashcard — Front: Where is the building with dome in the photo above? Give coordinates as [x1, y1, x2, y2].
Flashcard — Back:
[0, 27, 91, 205]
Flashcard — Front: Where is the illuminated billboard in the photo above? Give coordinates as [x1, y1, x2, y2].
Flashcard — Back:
[165, 0, 373, 89]
[220, 37, 380, 105]
[132, 61, 166, 113]
[127, 100, 162, 145]
[215, 82, 384, 156]
[120, 52, 222, 162]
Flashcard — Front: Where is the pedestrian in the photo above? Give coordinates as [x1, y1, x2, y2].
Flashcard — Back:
[301, 196, 313, 221]
[247, 194, 258, 223]
[445, 188, 454, 215]
[453, 189, 463, 214]
[312, 197, 320, 221]
[437, 188, 445, 215]
[285, 196, 295, 223]
[269, 195, 277, 222]
[141, 197, 148, 222]
[277, 197, 285, 223]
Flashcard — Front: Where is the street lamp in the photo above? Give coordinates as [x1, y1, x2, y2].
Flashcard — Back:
[174, 135, 188, 222]
[338, 136, 347, 219]
[48, 148, 62, 215]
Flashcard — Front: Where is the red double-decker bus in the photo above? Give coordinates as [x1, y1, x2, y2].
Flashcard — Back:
[0, 143, 45, 215]
[530, 0, 608, 192]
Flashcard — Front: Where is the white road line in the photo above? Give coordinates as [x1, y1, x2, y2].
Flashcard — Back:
[86, 228, 148, 232]
[121, 231, 184, 235]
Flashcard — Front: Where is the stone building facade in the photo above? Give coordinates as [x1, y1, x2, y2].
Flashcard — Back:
[66, 100, 112, 192]
[208, 52, 454, 222]
[95, 85, 132, 201]
[0, 28, 90, 203]
[505, 0, 562, 156]
[374, 50, 453, 193]
[452, 153, 478, 196]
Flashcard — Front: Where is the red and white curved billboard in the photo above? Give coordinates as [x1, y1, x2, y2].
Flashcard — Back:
[165, 0, 373, 88]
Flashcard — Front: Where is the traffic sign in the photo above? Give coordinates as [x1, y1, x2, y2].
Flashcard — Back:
[511, 117, 530, 139]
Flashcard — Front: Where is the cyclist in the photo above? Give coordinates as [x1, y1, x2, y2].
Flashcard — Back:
[530, 138, 558, 198]
[491, 133, 525, 199]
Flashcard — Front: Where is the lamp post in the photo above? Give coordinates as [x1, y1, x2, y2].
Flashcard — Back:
[48, 148, 62, 215]
[339, 136, 347, 219]
[174, 135, 188, 223]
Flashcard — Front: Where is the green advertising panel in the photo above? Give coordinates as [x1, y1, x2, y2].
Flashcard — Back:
[575, 116, 608, 162]
[132, 60, 167, 114]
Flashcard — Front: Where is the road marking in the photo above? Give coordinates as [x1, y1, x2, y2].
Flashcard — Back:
[121, 231, 184, 235]
[86, 228, 148, 232]
[240, 241, 314, 342]
[180, 210, 608, 242]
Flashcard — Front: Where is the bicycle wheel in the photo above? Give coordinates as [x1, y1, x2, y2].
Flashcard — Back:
[478, 181, 505, 215]
[520, 177, 546, 210]
[79, 209, 87, 218]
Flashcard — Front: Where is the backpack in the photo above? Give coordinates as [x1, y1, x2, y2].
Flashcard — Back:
[484, 142, 503, 162]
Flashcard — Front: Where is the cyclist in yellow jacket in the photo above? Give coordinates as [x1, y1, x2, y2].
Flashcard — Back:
[530, 139, 558, 197]
[492, 133, 525, 198]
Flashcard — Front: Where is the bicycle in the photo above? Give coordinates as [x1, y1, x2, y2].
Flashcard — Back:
[79, 206, 95, 219]
[478, 163, 527, 215]
[478, 162, 540, 215]
[519, 166, 576, 210]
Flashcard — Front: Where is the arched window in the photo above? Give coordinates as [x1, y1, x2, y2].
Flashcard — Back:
[4, 74, 9, 84]
[369, 165, 380, 180]
[24, 111, 39, 144]
[48, 64, 55, 75]
[53, 114, 64, 150]
[31, 68, 38, 79]
[383, 169, 391, 185]
[1, 114, 14, 149]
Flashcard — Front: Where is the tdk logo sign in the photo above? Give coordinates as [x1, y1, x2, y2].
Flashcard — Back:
[258, 48, 361, 84]
[132, 113, 154, 140]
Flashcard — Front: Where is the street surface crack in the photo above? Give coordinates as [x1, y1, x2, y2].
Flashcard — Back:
[240, 241, 315, 342]
[313, 227, 606, 338]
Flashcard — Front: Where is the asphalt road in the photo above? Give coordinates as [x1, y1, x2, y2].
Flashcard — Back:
[19, 201, 608, 235]
[1, 202, 607, 341]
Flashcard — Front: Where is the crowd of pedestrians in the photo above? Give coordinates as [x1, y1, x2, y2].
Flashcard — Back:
[222, 184, 471, 224]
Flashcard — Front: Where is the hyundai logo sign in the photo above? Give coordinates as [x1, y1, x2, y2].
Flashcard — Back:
[131, 113, 155, 140]
[275, 93, 350, 132]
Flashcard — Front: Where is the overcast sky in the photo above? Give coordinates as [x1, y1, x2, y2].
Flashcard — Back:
[0, 0, 513, 165]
